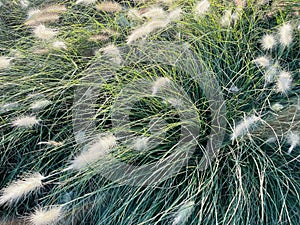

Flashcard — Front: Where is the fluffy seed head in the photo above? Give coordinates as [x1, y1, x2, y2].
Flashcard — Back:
[278, 23, 293, 47]
[264, 62, 279, 84]
[75, 0, 97, 4]
[253, 56, 270, 68]
[12, 115, 39, 128]
[172, 201, 195, 225]
[141, 7, 167, 20]
[96, 2, 122, 13]
[42, 4, 67, 14]
[287, 131, 300, 154]
[69, 134, 117, 170]
[0, 173, 44, 206]
[271, 103, 284, 112]
[194, 0, 210, 17]
[27, 9, 41, 19]
[152, 77, 171, 95]
[89, 34, 110, 42]
[276, 71, 292, 93]
[260, 34, 276, 50]
[29, 206, 63, 225]
[25, 13, 60, 26]
[133, 136, 149, 151]
[168, 8, 182, 21]
[30, 99, 51, 110]
[220, 10, 235, 27]
[231, 114, 261, 141]
[33, 24, 58, 40]
[20, 0, 29, 8]
[99, 44, 122, 65]
[51, 41, 67, 50]
[0, 56, 12, 69]
[127, 19, 169, 44]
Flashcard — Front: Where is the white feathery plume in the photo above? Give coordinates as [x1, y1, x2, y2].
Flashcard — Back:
[25, 14, 60, 26]
[99, 44, 122, 65]
[127, 8, 143, 21]
[194, 0, 210, 17]
[264, 62, 279, 84]
[27, 9, 41, 19]
[38, 140, 64, 147]
[271, 103, 284, 112]
[220, 10, 236, 27]
[276, 71, 292, 93]
[30, 99, 51, 110]
[141, 6, 167, 20]
[126, 8, 181, 44]
[42, 4, 67, 14]
[152, 77, 171, 95]
[132, 136, 149, 151]
[0, 56, 12, 69]
[29, 205, 63, 225]
[51, 41, 67, 50]
[172, 201, 195, 225]
[0, 102, 19, 113]
[75, 0, 97, 4]
[127, 19, 169, 44]
[278, 23, 293, 47]
[168, 8, 182, 21]
[96, 1, 122, 13]
[33, 24, 58, 40]
[68, 134, 117, 170]
[12, 115, 39, 128]
[286, 131, 300, 154]
[231, 114, 261, 141]
[20, 0, 30, 8]
[0, 173, 45, 206]
[260, 34, 276, 50]
[253, 56, 270, 68]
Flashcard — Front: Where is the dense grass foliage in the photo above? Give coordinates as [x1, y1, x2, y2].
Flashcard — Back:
[0, 0, 299, 224]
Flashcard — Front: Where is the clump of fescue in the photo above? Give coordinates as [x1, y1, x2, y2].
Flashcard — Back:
[172, 201, 195, 225]
[29, 205, 63, 225]
[33, 24, 58, 40]
[194, 0, 210, 17]
[278, 23, 293, 47]
[11, 115, 39, 128]
[231, 114, 261, 141]
[253, 56, 270, 68]
[0, 173, 45, 206]
[0, 56, 12, 69]
[152, 77, 171, 95]
[260, 34, 277, 50]
[30, 99, 51, 110]
[286, 131, 300, 154]
[276, 71, 292, 93]
[68, 134, 117, 170]
[96, 1, 122, 13]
